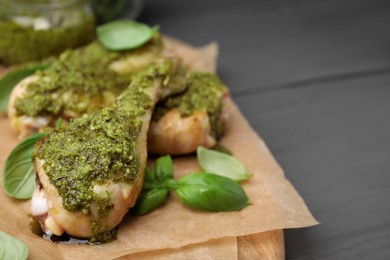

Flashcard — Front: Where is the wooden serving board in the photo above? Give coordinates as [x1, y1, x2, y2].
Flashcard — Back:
[0, 66, 284, 259]
[238, 231, 284, 259]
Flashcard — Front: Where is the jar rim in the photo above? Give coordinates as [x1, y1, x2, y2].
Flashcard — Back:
[0, 0, 89, 12]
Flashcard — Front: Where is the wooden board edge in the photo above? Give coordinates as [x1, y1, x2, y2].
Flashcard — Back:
[238, 230, 285, 259]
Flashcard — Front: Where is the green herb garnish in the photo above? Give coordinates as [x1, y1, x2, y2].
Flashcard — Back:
[0, 64, 49, 112]
[96, 20, 159, 51]
[133, 156, 174, 215]
[2, 118, 69, 200]
[197, 146, 252, 182]
[154, 155, 174, 181]
[176, 173, 249, 211]
[0, 231, 29, 260]
[133, 154, 250, 215]
[2, 133, 47, 199]
[133, 188, 169, 215]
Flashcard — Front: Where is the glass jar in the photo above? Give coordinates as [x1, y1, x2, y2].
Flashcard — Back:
[0, 0, 95, 65]
[91, 0, 144, 24]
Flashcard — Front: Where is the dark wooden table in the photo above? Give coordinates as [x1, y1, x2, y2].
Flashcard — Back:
[139, 0, 390, 258]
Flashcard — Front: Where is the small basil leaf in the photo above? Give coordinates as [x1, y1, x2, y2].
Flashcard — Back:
[0, 231, 29, 260]
[0, 64, 49, 112]
[2, 132, 47, 199]
[197, 146, 252, 182]
[176, 173, 249, 212]
[154, 155, 173, 181]
[133, 188, 169, 215]
[97, 20, 158, 51]
[143, 166, 156, 185]
[163, 178, 179, 191]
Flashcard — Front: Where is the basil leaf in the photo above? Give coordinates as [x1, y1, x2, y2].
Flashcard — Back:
[97, 20, 158, 51]
[2, 132, 47, 199]
[197, 146, 252, 182]
[154, 155, 173, 181]
[0, 64, 49, 112]
[143, 166, 156, 185]
[0, 231, 29, 260]
[176, 173, 249, 212]
[133, 188, 169, 215]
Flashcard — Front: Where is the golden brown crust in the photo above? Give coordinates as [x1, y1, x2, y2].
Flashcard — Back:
[147, 109, 215, 155]
[147, 95, 230, 155]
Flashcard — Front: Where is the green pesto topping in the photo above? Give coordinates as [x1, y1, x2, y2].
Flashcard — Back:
[154, 72, 228, 139]
[0, 14, 95, 65]
[35, 62, 174, 216]
[89, 221, 118, 243]
[14, 42, 129, 117]
[36, 107, 142, 214]
[13, 35, 163, 118]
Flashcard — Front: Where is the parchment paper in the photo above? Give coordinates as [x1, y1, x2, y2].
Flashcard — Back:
[0, 38, 318, 259]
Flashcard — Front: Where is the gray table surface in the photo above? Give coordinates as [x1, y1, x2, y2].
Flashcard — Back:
[139, 0, 390, 259]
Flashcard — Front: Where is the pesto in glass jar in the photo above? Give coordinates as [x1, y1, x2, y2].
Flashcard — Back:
[0, 0, 95, 65]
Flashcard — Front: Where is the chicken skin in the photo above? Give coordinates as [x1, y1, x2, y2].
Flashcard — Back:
[9, 37, 162, 139]
[31, 60, 187, 240]
[148, 72, 229, 155]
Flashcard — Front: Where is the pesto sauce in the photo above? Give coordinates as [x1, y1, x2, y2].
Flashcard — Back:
[0, 16, 95, 65]
[89, 222, 117, 243]
[14, 42, 129, 117]
[36, 106, 144, 214]
[35, 62, 174, 238]
[153, 72, 228, 139]
[13, 35, 163, 118]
